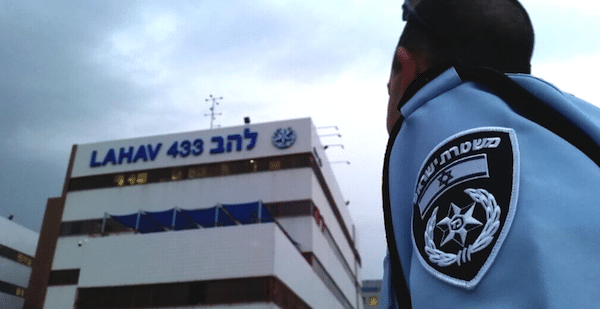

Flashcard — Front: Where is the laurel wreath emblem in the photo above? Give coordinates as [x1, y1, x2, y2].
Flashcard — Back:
[424, 188, 501, 267]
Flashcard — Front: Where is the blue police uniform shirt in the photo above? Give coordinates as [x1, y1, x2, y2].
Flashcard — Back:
[381, 66, 600, 308]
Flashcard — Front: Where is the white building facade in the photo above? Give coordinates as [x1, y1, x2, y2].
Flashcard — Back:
[0, 216, 37, 309]
[26, 118, 362, 309]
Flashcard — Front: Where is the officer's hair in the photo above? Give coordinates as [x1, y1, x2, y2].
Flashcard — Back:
[398, 0, 534, 74]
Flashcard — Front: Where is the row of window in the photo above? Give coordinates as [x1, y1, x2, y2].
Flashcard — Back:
[68, 153, 312, 192]
[68, 151, 361, 267]
[0, 243, 34, 267]
[64, 276, 311, 308]
[0, 279, 26, 299]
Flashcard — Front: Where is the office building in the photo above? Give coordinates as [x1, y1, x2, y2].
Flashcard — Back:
[0, 215, 37, 309]
[26, 118, 362, 308]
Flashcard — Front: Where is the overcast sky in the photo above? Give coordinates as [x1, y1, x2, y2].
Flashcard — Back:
[2, 0, 599, 280]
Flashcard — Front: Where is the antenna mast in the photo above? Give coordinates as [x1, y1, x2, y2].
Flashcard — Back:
[204, 94, 223, 129]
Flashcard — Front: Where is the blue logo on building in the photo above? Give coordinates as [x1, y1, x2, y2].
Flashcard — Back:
[272, 127, 297, 149]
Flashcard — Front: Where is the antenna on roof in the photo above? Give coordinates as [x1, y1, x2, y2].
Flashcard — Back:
[204, 94, 223, 129]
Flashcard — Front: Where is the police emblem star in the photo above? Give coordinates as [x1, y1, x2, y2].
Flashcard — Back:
[272, 127, 297, 149]
[412, 127, 519, 289]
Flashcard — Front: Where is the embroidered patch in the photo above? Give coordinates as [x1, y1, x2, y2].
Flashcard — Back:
[412, 127, 519, 289]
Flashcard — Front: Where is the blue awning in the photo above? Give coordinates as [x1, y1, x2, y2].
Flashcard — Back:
[109, 201, 272, 233]
[223, 202, 259, 224]
[145, 209, 177, 228]
[137, 212, 166, 233]
[180, 207, 217, 228]
[145, 209, 198, 231]
[180, 207, 235, 227]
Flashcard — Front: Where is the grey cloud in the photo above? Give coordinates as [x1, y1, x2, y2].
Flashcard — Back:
[0, 1, 154, 230]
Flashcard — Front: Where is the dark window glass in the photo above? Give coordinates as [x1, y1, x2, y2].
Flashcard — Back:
[75, 277, 306, 308]
[48, 269, 80, 286]
[0, 244, 34, 267]
[0, 279, 26, 298]
[189, 281, 207, 304]
[68, 153, 312, 191]
[206, 280, 227, 304]
[70, 222, 82, 235]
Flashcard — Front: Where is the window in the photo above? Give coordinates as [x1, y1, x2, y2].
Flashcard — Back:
[171, 168, 183, 180]
[75, 277, 306, 308]
[269, 160, 281, 170]
[0, 280, 27, 298]
[59, 219, 131, 237]
[68, 153, 313, 191]
[48, 269, 80, 286]
[369, 296, 378, 306]
[220, 163, 230, 175]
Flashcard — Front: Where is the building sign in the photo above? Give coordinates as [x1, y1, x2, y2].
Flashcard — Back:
[70, 118, 315, 178]
[271, 127, 297, 149]
[89, 128, 258, 168]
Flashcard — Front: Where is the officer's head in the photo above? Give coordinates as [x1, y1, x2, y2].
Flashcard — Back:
[386, 0, 535, 133]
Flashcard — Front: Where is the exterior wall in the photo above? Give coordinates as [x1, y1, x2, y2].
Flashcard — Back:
[62, 168, 313, 221]
[70, 118, 314, 178]
[310, 127, 354, 236]
[310, 220, 357, 307]
[310, 174, 356, 274]
[43, 286, 77, 309]
[0, 258, 31, 290]
[37, 118, 362, 308]
[0, 292, 24, 309]
[49, 223, 343, 308]
[310, 123, 362, 300]
[0, 216, 38, 308]
[273, 227, 345, 309]
[54, 224, 277, 286]
[275, 217, 314, 252]
[25, 197, 67, 309]
[275, 216, 358, 308]
[0, 216, 38, 257]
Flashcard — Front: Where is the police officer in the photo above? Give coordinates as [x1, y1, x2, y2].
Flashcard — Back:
[382, 0, 600, 308]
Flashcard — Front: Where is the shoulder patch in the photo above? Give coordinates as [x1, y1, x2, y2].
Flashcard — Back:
[412, 127, 519, 289]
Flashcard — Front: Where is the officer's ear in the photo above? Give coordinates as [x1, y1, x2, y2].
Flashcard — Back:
[392, 47, 420, 86]
[387, 47, 421, 132]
